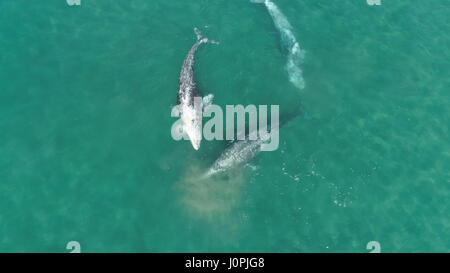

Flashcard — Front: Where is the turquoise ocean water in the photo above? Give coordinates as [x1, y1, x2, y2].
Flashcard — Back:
[0, 0, 448, 252]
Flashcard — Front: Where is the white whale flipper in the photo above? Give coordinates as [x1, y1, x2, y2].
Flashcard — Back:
[202, 94, 214, 109]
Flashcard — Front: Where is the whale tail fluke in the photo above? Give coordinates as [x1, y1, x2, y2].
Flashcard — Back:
[194, 27, 219, 45]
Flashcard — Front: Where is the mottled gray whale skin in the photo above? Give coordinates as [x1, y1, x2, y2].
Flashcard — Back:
[203, 132, 270, 178]
[203, 105, 304, 178]
[177, 28, 217, 150]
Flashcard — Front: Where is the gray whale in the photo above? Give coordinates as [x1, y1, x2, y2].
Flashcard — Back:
[177, 28, 217, 150]
[203, 106, 304, 178]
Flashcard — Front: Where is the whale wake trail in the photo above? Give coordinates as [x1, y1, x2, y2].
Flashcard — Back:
[252, 0, 305, 90]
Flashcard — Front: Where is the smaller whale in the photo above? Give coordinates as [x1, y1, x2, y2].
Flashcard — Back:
[203, 129, 274, 178]
[203, 105, 304, 178]
[177, 28, 218, 150]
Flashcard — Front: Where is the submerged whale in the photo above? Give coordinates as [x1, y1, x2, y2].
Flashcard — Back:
[178, 28, 217, 150]
[203, 106, 303, 178]
[251, 0, 305, 89]
[203, 129, 275, 178]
